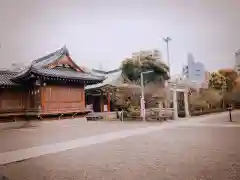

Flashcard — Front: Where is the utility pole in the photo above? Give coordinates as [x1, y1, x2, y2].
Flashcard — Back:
[162, 37, 172, 109]
[163, 37, 172, 75]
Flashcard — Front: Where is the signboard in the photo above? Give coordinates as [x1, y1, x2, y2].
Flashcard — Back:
[104, 105, 108, 112]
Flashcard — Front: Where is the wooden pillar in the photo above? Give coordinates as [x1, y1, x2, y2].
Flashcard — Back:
[107, 92, 111, 112]
[100, 92, 103, 112]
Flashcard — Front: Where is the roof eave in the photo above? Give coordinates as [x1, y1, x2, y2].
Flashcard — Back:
[85, 84, 116, 91]
[0, 83, 20, 88]
[85, 80, 104, 85]
[29, 67, 105, 82]
[31, 70, 104, 81]
[10, 67, 32, 82]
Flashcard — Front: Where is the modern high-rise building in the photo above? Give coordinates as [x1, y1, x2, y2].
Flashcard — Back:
[182, 53, 206, 87]
[235, 50, 240, 74]
[132, 49, 162, 60]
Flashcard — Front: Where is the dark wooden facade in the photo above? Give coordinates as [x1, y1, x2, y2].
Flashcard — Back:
[0, 46, 104, 119]
[0, 87, 27, 116]
[39, 85, 85, 115]
[85, 89, 114, 112]
[85, 68, 122, 112]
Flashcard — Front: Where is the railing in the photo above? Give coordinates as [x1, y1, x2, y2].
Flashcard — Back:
[86, 112, 118, 121]
[145, 108, 174, 121]
[119, 109, 142, 121]
[120, 108, 174, 121]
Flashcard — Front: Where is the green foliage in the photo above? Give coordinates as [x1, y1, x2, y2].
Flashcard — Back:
[209, 72, 227, 91]
[121, 58, 141, 83]
[116, 51, 169, 114]
[121, 54, 169, 84]
[218, 69, 238, 92]
[189, 88, 222, 110]
[209, 69, 239, 105]
[201, 88, 222, 106]
[189, 92, 209, 109]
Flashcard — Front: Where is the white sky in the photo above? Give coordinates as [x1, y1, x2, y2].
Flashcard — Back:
[0, 0, 240, 74]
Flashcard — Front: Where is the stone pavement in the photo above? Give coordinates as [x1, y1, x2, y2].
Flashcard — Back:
[0, 119, 153, 153]
[0, 111, 237, 164]
[0, 111, 239, 179]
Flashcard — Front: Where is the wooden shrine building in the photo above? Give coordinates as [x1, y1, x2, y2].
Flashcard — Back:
[85, 69, 123, 112]
[0, 46, 104, 119]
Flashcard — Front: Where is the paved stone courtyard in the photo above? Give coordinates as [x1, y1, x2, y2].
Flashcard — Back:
[0, 111, 239, 180]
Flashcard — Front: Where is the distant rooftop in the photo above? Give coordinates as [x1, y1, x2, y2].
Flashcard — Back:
[85, 68, 122, 90]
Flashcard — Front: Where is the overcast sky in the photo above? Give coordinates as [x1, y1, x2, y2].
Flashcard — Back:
[0, 0, 240, 74]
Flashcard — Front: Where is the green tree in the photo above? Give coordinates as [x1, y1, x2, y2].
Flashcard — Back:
[218, 69, 238, 92]
[116, 51, 170, 113]
[224, 79, 240, 104]
[121, 54, 169, 84]
[209, 72, 227, 91]
[211, 69, 238, 106]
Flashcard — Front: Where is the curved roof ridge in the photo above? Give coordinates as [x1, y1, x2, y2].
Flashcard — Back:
[11, 46, 91, 82]
[32, 46, 68, 66]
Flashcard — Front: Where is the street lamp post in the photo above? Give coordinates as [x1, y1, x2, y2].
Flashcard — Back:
[162, 37, 172, 109]
[140, 70, 154, 121]
[163, 37, 172, 74]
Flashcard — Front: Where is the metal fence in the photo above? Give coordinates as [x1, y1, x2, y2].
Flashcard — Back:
[120, 108, 174, 121]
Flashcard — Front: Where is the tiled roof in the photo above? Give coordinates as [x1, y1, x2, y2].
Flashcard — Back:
[11, 46, 105, 83]
[0, 71, 19, 86]
[31, 46, 70, 68]
[85, 69, 123, 90]
[32, 67, 105, 81]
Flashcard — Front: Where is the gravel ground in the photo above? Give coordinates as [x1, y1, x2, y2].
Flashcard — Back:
[0, 118, 239, 180]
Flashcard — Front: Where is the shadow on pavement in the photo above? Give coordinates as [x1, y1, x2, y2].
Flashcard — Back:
[0, 175, 9, 180]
